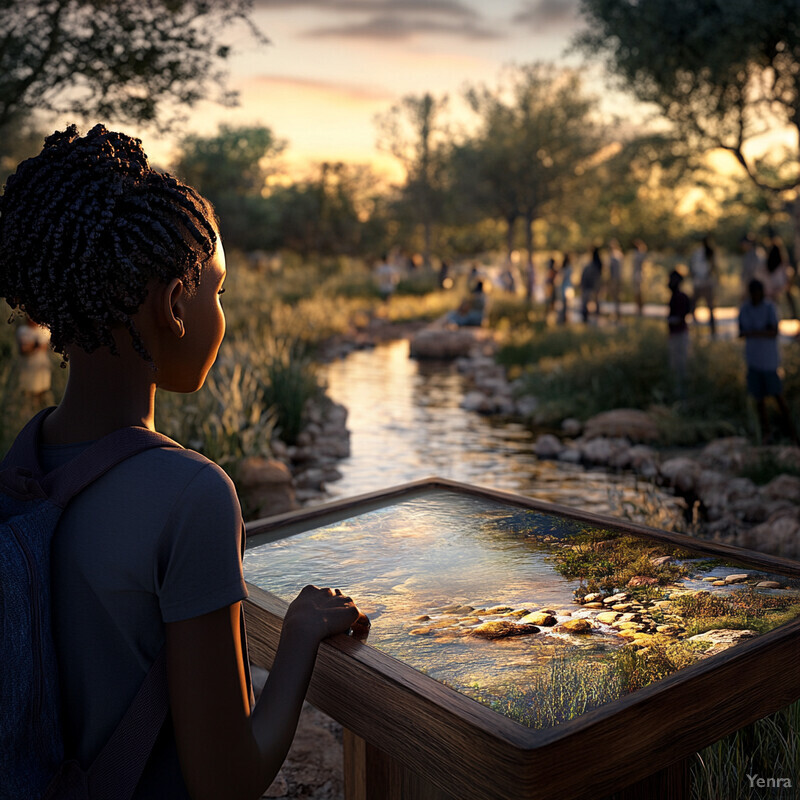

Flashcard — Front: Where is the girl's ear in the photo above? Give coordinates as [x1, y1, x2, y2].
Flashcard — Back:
[163, 278, 186, 338]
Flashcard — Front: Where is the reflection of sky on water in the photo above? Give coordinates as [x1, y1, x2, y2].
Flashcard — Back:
[316, 339, 683, 520]
[244, 489, 800, 727]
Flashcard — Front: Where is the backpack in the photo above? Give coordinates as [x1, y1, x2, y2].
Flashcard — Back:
[0, 408, 181, 800]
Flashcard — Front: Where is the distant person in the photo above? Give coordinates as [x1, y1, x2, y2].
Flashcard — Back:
[375, 253, 398, 300]
[467, 262, 482, 292]
[545, 257, 558, 314]
[764, 235, 797, 319]
[557, 253, 573, 324]
[16, 316, 53, 404]
[500, 263, 517, 294]
[740, 235, 766, 300]
[447, 280, 486, 327]
[631, 239, 647, 315]
[739, 278, 799, 445]
[607, 239, 623, 321]
[667, 269, 691, 399]
[689, 236, 717, 336]
[579, 247, 602, 323]
[438, 259, 451, 289]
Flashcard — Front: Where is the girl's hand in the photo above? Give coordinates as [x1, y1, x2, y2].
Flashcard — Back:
[283, 584, 369, 645]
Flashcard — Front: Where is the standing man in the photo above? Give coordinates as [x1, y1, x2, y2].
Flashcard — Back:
[738, 279, 799, 445]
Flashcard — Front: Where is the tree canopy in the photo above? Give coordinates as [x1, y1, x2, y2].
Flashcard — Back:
[0, 0, 265, 129]
[576, 0, 800, 232]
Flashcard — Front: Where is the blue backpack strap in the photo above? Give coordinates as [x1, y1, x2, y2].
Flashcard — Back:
[0, 406, 54, 475]
[40, 425, 182, 508]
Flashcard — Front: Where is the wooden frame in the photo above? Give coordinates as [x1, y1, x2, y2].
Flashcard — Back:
[243, 478, 800, 800]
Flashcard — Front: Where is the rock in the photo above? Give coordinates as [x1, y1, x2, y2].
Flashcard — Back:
[724, 574, 750, 584]
[454, 605, 475, 614]
[581, 437, 628, 465]
[689, 629, 758, 647]
[460, 391, 486, 412]
[413, 615, 431, 622]
[534, 434, 564, 459]
[409, 627, 433, 636]
[506, 608, 531, 617]
[583, 409, 659, 442]
[699, 437, 751, 472]
[582, 592, 603, 603]
[712, 580, 726, 586]
[470, 621, 540, 639]
[520, 612, 557, 626]
[656, 625, 682, 636]
[627, 576, 659, 587]
[555, 618, 593, 634]
[485, 605, 513, 614]
[659, 457, 700, 494]
[561, 418, 583, 437]
[514, 396, 539, 417]
[603, 593, 629, 605]
[740, 514, 800, 559]
[294, 467, 326, 491]
[650, 556, 673, 567]
[558, 446, 583, 464]
[756, 581, 781, 589]
[762, 474, 800, 503]
[238, 456, 294, 487]
[237, 456, 299, 520]
[409, 327, 482, 359]
[596, 611, 621, 624]
[584, 602, 604, 608]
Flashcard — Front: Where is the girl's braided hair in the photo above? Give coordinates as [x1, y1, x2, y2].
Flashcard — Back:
[0, 123, 218, 363]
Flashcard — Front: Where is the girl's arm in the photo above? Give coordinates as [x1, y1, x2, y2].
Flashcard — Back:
[166, 585, 366, 800]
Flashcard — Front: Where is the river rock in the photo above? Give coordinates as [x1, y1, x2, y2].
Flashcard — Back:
[699, 437, 751, 472]
[409, 327, 481, 359]
[650, 556, 673, 567]
[603, 593, 629, 605]
[237, 456, 299, 520]
[596, 611, 621, 624]
[581, 437, 628, 465]
[555, 618, 593, 634]
[534, 434, 564, 459]
[756, 581, 782, 589]
[470, 621, 540, 639]
[739, 511, 800, 559]
[561, 418, 583, 437]
[724, 573, 750, 584]
[658, 457, 700, 494]
[582, 593, 603, 603]
[514, 396, 539, 417]
[689, 629, 758, 650]
[558, 446, 582, 464]
[485, 605, 514, 615]
[520, 612, 557, 626]
[627, 576, 659, 588]
[460, 391, 486, 412]
[762, 474, 800, 503]
[583, 409, 660, 443]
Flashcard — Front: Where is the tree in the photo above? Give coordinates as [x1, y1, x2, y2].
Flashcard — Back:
[465, 64, 603, 279]
[0, 0, 265, 129]
[375, 93, 451, 267]
[576, 0, 800, 262]
[173, 125, 286, 251]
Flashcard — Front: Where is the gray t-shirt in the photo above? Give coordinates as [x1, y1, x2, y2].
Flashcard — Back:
[739, 300, 780, 371]
[42, 443, 249, 797]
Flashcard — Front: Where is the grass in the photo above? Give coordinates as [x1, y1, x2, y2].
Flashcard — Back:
[500, 318, 798, 445]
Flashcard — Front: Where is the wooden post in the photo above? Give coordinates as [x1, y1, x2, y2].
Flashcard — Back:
[343, 728, 456, 800]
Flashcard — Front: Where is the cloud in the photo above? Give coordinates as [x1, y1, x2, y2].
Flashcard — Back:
[303, 15, 502, 41]
[253, 0, 477, 18]
[512, 0, 580, 30]
[245, 74, 394, 104]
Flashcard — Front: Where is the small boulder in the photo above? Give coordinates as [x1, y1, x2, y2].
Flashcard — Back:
[555, 618, 593, 634]
[756, 581, 782, 589]
[659, 457, 700, 494]
[520, 612, 557, 626]
[724, 574, 750, 584]
[561, 418, 583, 437]
[596, 611, 621, 624]
[583, 409, 659, 442]
[627, 576, 659, 588]
[470, 621, 540, 639]
[534, 434, 564, 459]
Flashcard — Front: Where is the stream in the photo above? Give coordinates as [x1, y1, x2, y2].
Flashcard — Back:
[315, 338, 683, 525]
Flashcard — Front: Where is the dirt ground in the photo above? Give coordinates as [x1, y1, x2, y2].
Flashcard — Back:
[260, 703, 345, 800]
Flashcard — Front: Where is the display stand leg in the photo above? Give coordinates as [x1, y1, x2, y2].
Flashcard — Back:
[343, 728, 455, 800]
[600, 756, 691, 800]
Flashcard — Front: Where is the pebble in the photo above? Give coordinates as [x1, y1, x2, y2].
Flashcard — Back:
[724, 574, 750, 584]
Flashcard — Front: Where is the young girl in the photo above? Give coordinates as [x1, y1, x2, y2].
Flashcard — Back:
[0, 124, 367, 799]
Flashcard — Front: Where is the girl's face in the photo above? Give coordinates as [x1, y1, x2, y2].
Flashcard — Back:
[158, 239, 227, 393]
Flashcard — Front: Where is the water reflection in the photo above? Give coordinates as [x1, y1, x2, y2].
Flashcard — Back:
[318, 339, 681, 520]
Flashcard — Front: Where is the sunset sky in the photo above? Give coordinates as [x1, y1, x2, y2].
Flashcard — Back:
[136, 0, 598, 177]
